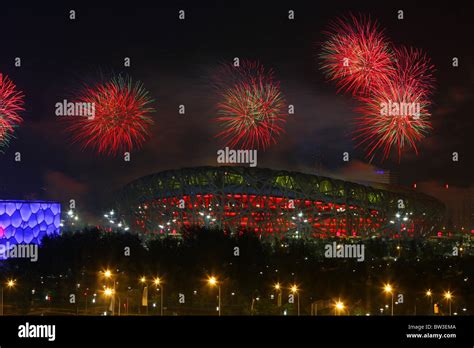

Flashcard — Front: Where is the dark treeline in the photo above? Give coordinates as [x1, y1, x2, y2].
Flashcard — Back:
[0, 227, 471, 316]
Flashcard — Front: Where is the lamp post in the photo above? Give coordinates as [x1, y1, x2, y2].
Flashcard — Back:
[1, 279, 16, 316]
[333, 300, 345, 316]
[383, 283, 394, 316]
[104, 287, 113, 314]
[208, 276, 221, 316]
[425, 290, 433, 315]
[290, 284, 300, 316]
[103, 269, 118, 315]
[154, 277, 164, 316]
[274, 282, 282, 308]
[444, 291, 453, 316]
[140, 276, 148, 315]
[117, 294, 121, 316]
[104, 287, 121, 315]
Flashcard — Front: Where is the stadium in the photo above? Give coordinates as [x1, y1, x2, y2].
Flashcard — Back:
[117, 166, 445, 239]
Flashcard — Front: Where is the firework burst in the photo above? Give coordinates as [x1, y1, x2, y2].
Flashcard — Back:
[67, 75, 154, 156]
[319, 14, 395, 95]
[391, 46, 435, 97]
[0, 74, 25, 152]
[212, 60, 266, 90]
[353, 47, 436, 161]
[214, 61, 287, 150]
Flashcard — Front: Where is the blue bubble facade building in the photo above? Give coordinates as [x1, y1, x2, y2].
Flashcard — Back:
[0, 200, 61, 246]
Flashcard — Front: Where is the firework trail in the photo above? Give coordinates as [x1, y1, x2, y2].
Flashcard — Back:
[0, 74, 25, 152]
[353, 46, 436, 161]
[67, 75, 154, 156]
[214, 60, 287, 150]
[319, 14, 395, 96]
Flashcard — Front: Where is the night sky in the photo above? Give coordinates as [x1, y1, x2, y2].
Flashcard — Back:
[0, 1, 473, 219]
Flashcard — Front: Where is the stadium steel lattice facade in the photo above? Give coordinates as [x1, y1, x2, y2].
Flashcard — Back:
[117, 166, 445, 239]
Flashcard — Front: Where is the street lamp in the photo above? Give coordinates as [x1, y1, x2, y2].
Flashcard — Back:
[274, 282, 282, 308]
[103, 287, 121, 316]
[290, 284, 300, 316]
[207, 276, 221, 316]
[102, 269, 118, 315]
[1, 279, 16, 316]
[333, 300, 345, 316]
[443, 291, 453, 316]
[139, 276, 149, 315]
[154, 277, 164, 316]
[383, 283, 394, 316]
[425, 290, 433, 315]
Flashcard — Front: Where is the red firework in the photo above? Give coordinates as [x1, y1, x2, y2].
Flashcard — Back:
[390, 46, 435, 98]
[0, 73, 25, 151]
[216, 78, 287, 149]
[353, 47, 436, 161]
[214, 61, 287, 150]
[67, 75, 154, 156]
[319, 14, 395, 95]
[212, 60, 266, 90]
